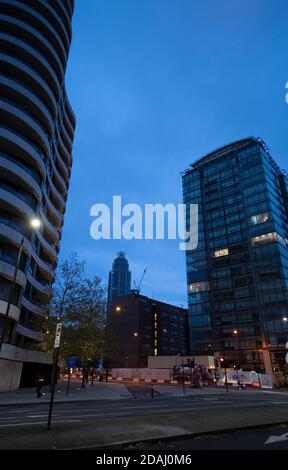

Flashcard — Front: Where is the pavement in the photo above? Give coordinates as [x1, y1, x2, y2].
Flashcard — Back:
[0, 383, 288, 449]
[0, 379, 243, 406]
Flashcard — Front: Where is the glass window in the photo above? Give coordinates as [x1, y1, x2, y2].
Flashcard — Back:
[214, 248, 229, 257]
[251, 232, 285, 247]
[188, 281, 209, 293]
[250, 212, 269, 225]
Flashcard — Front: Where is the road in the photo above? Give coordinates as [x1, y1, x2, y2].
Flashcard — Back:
[0, 387, 288, 429]
[145, 424, 288, 450]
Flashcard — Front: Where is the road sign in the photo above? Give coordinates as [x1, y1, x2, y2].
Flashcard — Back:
[54, 322, 62, 348]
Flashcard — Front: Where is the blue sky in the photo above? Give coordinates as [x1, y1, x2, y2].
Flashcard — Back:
[61, 0, 288, 307]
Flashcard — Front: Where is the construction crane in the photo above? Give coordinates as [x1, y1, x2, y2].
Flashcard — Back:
[133, 267, 148, 294]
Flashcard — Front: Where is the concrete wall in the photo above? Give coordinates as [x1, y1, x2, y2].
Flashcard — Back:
[0, 358, 22, 392]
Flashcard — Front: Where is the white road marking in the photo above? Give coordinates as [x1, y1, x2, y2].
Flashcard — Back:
[0, 417, 20, 421]
[0, 419, 82, 428]
[265, 432, 288, 444]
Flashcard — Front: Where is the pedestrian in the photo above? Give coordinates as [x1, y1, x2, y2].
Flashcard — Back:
[99, 373, 103, 382]
[36, 373, 44, 398]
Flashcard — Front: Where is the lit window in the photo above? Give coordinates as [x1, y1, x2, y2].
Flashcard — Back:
[154, 348, 158, 356]
[251, 232, 285, 247]
[250, 212, 269, 225]
[214, 248, 229, 257]
[188, 281, 209, 293]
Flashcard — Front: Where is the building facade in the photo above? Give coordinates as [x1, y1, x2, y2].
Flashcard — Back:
[0, 0, 76, 390]
[182, 137, 288, 372]
[109, 293, 189, 368]
[107, 252, 131, 306]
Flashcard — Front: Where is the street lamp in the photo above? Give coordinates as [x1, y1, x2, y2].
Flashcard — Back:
[115, 306, 121, 312]
[233, 329, 241, 388]
[0, 217, 41, 350]
[283, 317, 288, 322]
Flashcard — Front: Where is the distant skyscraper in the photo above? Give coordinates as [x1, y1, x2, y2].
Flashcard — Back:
[182, 137, 288, 373]
[108, 252, 131, 304]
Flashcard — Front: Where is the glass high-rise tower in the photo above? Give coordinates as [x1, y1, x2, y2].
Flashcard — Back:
[0, 0, 76, 390]
[182, 137, 288, 372]
[108, 252, 131, 305]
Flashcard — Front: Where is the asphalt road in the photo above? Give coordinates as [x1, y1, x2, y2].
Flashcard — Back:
[146, 424, 288, 450]
[0, 388, 288, 429]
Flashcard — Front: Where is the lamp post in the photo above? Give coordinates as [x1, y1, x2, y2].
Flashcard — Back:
[233, 329, 241, 389]
[0, 217, 41, 351]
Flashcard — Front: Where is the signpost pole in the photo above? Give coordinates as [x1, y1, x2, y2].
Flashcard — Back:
[47, 323, 62, 430]
[182, 361, 185, 394]
[66, 366, 71, 397]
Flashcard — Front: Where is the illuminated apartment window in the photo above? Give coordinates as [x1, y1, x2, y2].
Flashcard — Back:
[214, 248, 229, 258]
[251, 232, 285, 247]
[154, 313, 158, 320]
[188, 281, 209, 293]
[154, 348, 158, 356]
[250, 212, 269, 225]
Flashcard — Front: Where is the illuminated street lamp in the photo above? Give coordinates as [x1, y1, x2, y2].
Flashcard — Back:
[283, 317, 288, 322]
[233, 329, 241, 388]
[116, 306, 121, 312]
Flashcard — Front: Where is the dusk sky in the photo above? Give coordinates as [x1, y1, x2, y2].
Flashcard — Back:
[61, 0, 288, 307]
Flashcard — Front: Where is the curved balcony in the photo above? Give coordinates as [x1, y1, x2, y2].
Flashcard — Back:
[61, 123, 73, 152]
[55, 146, 70, 182]
[0, 14, 65, 80]
[54, 0, 73, 41]
[0, 222, 32, 256]
[64, 94, 76, 129]
[0, 126, 46, 177]
[22, 296, 46, 318]
[39, 206, 60, 243]
[0, 300, 20, 322]
[0, 155, 42, 202]
[42, 190, 63, 228]
[51, 158, 68, 195]
[0, 32, 61, 98]
[0, 259, 26, 289]
[3, 0, 68, 63]
[31, 250, 54, 280]
[16, 323, 43, 342]
[0, 53, 58, 117]
[0, 188, 38, 221]
[36, 230, 58, 262]
[27, 272, 52, 297]
[63, 107, 75, 140]
[0, 75, 54, 135]
[0, 99, 51, 157]
[46, 171, 66, 211]
[0, 343, 52, 364]
[58, 131, 72, 168]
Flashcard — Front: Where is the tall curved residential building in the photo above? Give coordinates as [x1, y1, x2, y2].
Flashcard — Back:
[0, 0, 76, 390]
